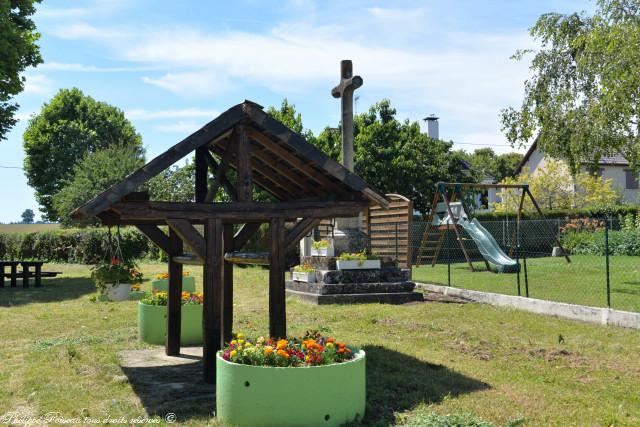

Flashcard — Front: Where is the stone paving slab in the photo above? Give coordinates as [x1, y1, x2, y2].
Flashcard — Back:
[118, 347, 215, 419]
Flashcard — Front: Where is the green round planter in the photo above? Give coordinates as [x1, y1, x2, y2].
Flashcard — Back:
[216, 349, 366, 427]
[129, 290, 146, 301]
[137, 301, 203, 345]
[150, 276, 196, 293]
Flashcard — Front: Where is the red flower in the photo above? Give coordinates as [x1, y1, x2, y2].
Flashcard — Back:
[111, 258, 120, 266]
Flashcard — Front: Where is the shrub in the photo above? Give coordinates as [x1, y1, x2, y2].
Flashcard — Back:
[0, 227, 158, 263]
[560, 229, 640, 256]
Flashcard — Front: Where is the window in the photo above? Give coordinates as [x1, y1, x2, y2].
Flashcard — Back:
[625, 169, 639, 190]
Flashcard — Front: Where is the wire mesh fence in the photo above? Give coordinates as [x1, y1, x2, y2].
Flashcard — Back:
[380, 217, 640, 313]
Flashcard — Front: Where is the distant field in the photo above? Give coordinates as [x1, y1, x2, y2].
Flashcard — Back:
[0, 223, 60, 234]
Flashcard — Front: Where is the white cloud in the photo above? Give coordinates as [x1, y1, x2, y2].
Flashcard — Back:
[126, 108, 220, 120]
[23, 74, 54, 95]
[50, 22, 130, 41]
[142, 71, 234, 98]
[38, 62, 157, 72]
[154, 121, 203, 134]
[43, 13, 536, 145]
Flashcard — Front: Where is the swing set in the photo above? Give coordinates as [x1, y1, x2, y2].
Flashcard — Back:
[415, 182, 571, 272]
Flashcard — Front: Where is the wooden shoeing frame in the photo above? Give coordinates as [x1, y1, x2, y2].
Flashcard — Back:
[71, 101, 388, 384]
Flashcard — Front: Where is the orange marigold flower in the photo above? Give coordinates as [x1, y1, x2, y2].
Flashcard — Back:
[277, 349, 289, 358]
[264, 346, 274, 354]
[338, 348, 345, 354]
[326, 337, 335, 343]
[276, 339, 288, 350]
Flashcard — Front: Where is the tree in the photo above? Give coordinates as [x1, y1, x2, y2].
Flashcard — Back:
[23, 88, 143, 221]
[266, 99, 467, 214]
[53, 145, 145, 226]
[461, 148, 524, 181]
[0, 0, 42, 140]
[148, 160, 196, 202]
[493, 158, 621, 212]
[21, 209, 34, 224]
[502, 0, 640, 174]
[353, 100, 469, 214]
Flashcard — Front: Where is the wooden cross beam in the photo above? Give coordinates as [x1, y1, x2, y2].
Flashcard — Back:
[204, 140, 236, 202]
[285, 218, 322, 252]
[166, 219, 206, 259]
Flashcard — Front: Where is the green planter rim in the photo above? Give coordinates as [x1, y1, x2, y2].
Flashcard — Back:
[216, 348, 364, 370]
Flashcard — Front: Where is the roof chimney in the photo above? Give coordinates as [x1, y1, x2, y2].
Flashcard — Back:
[423, 114, 439, 140]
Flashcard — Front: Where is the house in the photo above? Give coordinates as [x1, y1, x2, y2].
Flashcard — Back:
[515, 140, 639, 204]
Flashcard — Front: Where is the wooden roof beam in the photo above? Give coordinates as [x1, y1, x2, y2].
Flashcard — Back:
[110, 200, 369, 221]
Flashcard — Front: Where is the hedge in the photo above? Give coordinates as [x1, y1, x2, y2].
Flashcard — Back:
[472, 205, 640, 221]
[560, 229, 640, 256]
[0, 228, 159, 264]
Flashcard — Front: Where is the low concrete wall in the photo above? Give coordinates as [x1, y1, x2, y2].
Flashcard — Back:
[416, 282, 640, 329]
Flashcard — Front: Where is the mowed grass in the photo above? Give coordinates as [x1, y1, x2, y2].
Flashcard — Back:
[0, 223, 60, 234]
[414, 255, 640, 312]
[0, 263, 639, 426]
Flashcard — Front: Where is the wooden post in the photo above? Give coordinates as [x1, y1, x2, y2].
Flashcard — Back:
[223, 223, 234, 343]
[195, 147, 208, 202]
[166, 228, 183, 356]
[203, 218, 224, 384]
[235, 125, 252, 201]
[269, 218, 286, 338]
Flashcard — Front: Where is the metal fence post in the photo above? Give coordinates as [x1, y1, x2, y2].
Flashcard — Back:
[605, 217, 611, 308]
[447, 232, 451, 287]
[523, 254, 529, 298]
[516, 218, 521, 296]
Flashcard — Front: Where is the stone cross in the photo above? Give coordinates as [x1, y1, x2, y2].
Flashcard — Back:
[331, 60, 362, 172]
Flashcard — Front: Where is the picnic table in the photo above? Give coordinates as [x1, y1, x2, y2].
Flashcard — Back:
[0, 261, 59, 288]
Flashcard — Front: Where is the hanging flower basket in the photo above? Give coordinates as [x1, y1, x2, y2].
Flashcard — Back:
[216, 333, 366, 427]
[151, 272, 196, 293]
[91, 258, 143, 302]
[137, 291, 203, 345]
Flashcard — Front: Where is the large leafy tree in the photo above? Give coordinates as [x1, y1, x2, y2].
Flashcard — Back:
[23, 88, 143, 221]
[353, 100, 469, 214]
[502, 0, 640, 174]
[0, 0, 42, 140]
[21, 208, 34, 223]
[267, 99, 468, 213]
[53, 145, 145, 226]
[461, 148, 523, 181]
[148, 161, 196, 202]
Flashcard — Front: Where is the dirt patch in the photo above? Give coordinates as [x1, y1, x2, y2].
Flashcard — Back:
[448, 339, 493, 361]
[422, 291, 472, 304]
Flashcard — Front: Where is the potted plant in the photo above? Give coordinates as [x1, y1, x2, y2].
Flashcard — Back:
[217, 331, 365, 427]
[91, 258, 143, 301]
[311, 239, 334, 257]
[151, 271, 196, 293]
[291, 263, 316, 283]
[138, 291, 203, 345]
[336, 251, 381, 270]
[129, 284, 146, 300]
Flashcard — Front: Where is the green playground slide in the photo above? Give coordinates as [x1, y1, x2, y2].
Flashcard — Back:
[457, 218, 520, 273]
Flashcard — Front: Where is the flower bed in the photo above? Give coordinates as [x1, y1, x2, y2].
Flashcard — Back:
[216, 333, 365, 427]
[150, 272, 196, 293]
[137, 291, 203, 345]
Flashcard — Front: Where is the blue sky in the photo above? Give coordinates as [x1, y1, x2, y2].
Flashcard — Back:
[0, 0, 595, 223]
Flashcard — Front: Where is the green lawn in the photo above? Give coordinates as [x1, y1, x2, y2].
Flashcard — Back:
[0, 263, 639, 426]
[414, 255, 640, 312]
